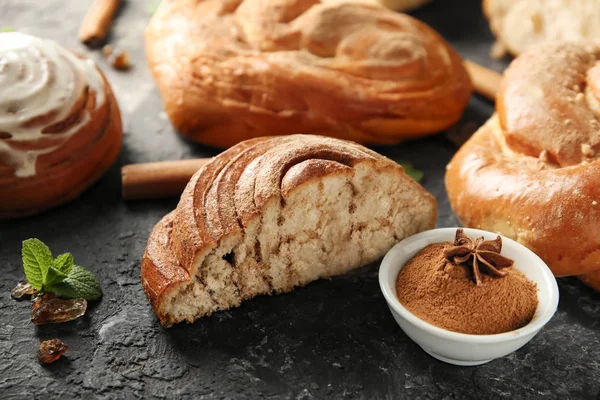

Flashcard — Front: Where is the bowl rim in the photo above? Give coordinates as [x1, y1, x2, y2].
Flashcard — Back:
[379, 227, 560, 343]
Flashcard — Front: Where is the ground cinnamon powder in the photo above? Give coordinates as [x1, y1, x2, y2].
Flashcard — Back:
[396, 242, 538, 335]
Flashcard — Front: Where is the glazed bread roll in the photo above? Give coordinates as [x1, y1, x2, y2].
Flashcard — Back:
[484, 0, 600, 56]
[445, 42, 600, 288]
[145, 0, 472, 148]
[141, 135, 437, 326]
[0, 33, 122, 218]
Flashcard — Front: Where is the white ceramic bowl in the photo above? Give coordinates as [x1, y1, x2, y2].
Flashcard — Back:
[379, 227, 559, 366]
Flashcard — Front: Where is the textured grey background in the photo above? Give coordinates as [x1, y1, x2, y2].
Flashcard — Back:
[0, 0, 599, 399]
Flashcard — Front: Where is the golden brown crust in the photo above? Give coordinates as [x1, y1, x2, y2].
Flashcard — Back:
[145, 0, 472, 148]
[0, 71, 122, 219]
[141, 134, 437, 325]
[446, 42, 600, 281]
[280, 159, 354, 198]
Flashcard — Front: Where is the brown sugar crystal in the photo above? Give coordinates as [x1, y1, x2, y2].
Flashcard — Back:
[38, 339, 68, 364]
[395, 241, 538, 335]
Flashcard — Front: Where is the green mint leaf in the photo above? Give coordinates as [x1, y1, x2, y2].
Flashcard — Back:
[61, 265, 102, 301]
[21, 240, 102, 300]
[44, 266, 68, 288]
[22, 239, 53, 291]
[1, 27, 14, 33]
[44, 282, 78, 299]
[52, 253, 74, 275]
[399, 162, 424, 183]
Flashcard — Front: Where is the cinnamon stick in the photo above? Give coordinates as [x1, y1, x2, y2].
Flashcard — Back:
[122, 159, 211, 201]
[464, 60, 502, 101]
[79, 0, 121, 47]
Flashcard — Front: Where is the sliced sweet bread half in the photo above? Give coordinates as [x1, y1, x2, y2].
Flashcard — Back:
[141, 135, 437, 326]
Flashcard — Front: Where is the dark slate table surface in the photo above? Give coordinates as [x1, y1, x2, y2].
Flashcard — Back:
[1, 1, 599, 399]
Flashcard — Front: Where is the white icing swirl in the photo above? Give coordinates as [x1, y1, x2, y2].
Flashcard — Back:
[0, 33, 106, 177]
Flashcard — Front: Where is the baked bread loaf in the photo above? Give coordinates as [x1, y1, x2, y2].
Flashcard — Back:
[0, 33, 122, 218]
[445, 42, 600, 289]
[141, 134, 437, 326]
[145, 0, 472, 148]
[484, 0, 600, 56]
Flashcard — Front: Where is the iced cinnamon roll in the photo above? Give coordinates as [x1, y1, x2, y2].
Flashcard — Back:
[0, 33, 122, 218]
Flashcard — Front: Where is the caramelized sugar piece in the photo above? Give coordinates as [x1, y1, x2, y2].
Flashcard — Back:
[38, 339, 68, 364]
[11, 280, 37, 300]
[31, 293, 87, 325]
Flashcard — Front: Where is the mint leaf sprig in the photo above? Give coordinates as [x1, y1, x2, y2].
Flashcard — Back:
[21, 239, 102, 301]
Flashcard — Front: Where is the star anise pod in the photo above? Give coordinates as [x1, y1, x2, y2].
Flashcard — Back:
[443, 229, 514, 286]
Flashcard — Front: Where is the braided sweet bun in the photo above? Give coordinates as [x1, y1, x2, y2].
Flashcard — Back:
[141, 134, 437, 326]
[0, 33, 122, 218]
[445, 42, 600, 288]
[145, 0, 471, 148]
